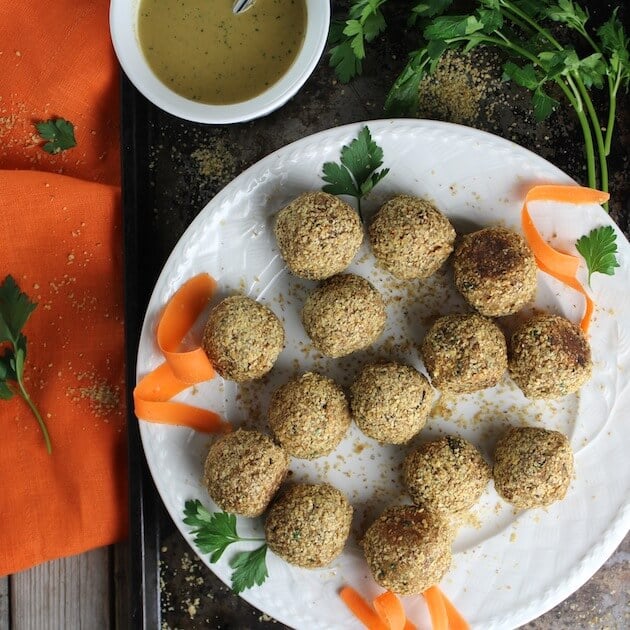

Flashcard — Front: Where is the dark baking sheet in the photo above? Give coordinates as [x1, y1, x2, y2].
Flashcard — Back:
[120, 2, 629, 627]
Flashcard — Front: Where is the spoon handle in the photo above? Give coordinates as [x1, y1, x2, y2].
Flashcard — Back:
[233, 0, 255, 14]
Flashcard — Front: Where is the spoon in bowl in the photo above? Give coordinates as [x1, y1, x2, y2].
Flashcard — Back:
[233, 0, 255, 13]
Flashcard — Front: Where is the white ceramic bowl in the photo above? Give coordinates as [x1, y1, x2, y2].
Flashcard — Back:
[109, 0, 330, 124]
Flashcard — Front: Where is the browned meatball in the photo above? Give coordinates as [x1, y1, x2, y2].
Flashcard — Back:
[268, 372, 351, 459]
[493, 427, 574, 509]
[203, 429, 289, 517]
[202, 295, 284, 382]
[362, 505, 452, 595]
[508, 314, 592, 399]
[403, 436, 491, 514]
[302, 274, 386, 358]
[265, 483, 353, 568]
[454, 226, 537, 317]
[421, 313, 507, 393]
[274, 192, 363, 280]
[369, 195, 455, 280]
[350, 362, 433, 444]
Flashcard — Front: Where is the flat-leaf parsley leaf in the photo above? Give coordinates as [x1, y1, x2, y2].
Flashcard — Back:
[575, 225, 620, 285]
[322, 126, 389, 220]
[36, 118, 77, 154]
[183, 500, 268, 592]
[0, 275, 52, 453]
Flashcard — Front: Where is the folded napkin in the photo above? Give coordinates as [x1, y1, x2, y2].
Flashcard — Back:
[0, 0, 127, 575]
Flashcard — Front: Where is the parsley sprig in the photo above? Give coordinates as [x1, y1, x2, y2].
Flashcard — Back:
[329, 0, 388, 82]
[322, 126, 389, 221]
[36, 118, 77, 154]
[575, 225, 620, 286]
[331, 0, 630, 207]
[183, 500, 269, 594]
[0, 275, 52, 454]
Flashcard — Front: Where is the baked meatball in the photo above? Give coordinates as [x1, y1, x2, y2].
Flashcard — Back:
[454, 226, 537, 316]
[493, 427, 574, 509]
[203, 429, 289, 517]
[421, 313, 507, 393]
[274, 191, 363, 280]
[508, 314, 592, 399]
[265, 483, 353, 568]
[350, 362, 433, 444]
[368, 195, 455, 280]
[268, 372, 351, 459]
[301, 274, 386, 357]
[362, 505, 452, 595]
[202, 295, 284, 382]
[403, 436, 491, 514]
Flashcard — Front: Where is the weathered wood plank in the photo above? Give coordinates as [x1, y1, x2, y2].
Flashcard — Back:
[1, 576, 9, 630]
[113, 542, 129, 630]
[10, 547, 110, 630]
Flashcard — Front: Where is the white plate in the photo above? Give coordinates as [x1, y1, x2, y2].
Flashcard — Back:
[136, 120, 630, 630]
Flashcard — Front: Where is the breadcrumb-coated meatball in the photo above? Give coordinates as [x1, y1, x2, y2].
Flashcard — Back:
[493, 426, 574, 509]
[301, 274, 386, 358]
[362, 505, 452, 595]
[508, 314, 592, 399]
[403, 436, 491, 514]
[421, 313, 507, 393]
[368, 195, 455, 280]
[268, 372, 351, 459]
[203, 429, 289, 517]
[274, 191, 363, 280]
[265, 483, 353, 568]
[350, 362, 433, 444]
[454, 226, 537, 317]
[202, 295, 284, 382]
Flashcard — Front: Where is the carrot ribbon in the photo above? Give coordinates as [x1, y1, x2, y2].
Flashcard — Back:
[340, 585, 467, 630]
[521, 184, 609, 334]
[133, 273, 231, 433]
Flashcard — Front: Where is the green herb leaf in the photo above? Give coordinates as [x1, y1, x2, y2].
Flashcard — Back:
[329, 1, 388, 83]
[597, 9, 630, 89]
[183, 500, 241, 562]
[182, 500, 268, 589]
[411, 0, 454, 19]
[531, 86, 559, 121]
[575, 225, 620, 285]
[230, 545, 269, 594]
[329, 39, 362, 83]
[321, 126, 389, 219]
[385, 48, 432, 115]
[424, 15, 484, 40]
[545, 0, 589, 32]
[0, 275, 50, 452]
[477, 7, 503, 34]
[0, 352, 16, 400]
[35, 118, 77, 154]
[577, 53, 606, 89]
[322, 162, 360, 198]
[503, 61, 540, 90]
[0, 275, 37, 344]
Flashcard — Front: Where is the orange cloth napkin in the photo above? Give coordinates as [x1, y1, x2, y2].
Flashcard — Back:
[0, 1, 127, 575]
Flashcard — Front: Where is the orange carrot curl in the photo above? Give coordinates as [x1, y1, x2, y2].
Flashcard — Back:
[521, 184, 609, 334]
[133, 273, 230, 433]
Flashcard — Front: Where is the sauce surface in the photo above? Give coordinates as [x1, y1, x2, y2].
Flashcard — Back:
[138, 0, 307, 105]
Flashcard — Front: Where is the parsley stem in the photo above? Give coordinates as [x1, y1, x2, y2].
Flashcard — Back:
[575, 78, 609, 203]
[16, 376, 52, 454]
[604, 73, 620, 156]
[501, 1, 563, 51]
